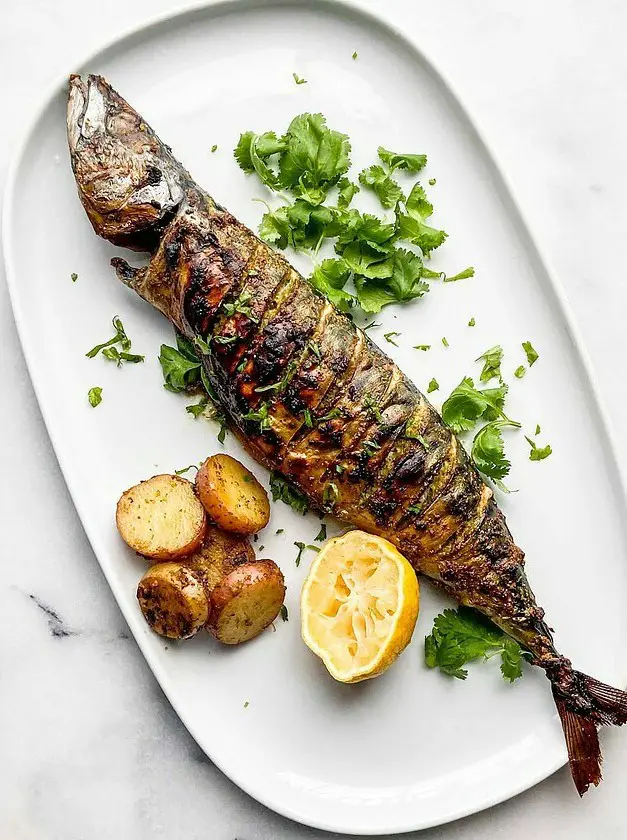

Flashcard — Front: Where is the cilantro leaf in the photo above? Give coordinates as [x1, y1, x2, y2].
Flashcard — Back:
[336, 177, 359, 209]
[71, 272, 78, 282]
[315, 523, 327, 542]
[186, 397, 208, 419]
[396, 183, 447, 256]
[424, 606, 526, 682]
[259, 205, 291, 249]
[377, 147, 427, 173]
[309, 258, 354, 311]
[88, 386, 102, 407]
[414, 344, 430, 351]
[293, 73, 307, 85]
[358, 164, 403, 209]
[522, 341, 539, 366]
[471, 421, 514, 481]
[514, 365, 526, 379]
[441, 377, 511, 434]
[341, 240, 392, 279]
[525, 436, 552, 461]
[269, 472, 309, 515]
[383, 331, 400, 346]
[427, 378, 439, 393]
[468, 317, 476, 327]
[234, 131, 285, 178]
[353, 248, 427, 314]
[278, 113, 351, 200]
[444, 267, 475, 283]
[405, 182, 433, 219]
[159, 343, 201, 392]
[476, 345, 503, 383]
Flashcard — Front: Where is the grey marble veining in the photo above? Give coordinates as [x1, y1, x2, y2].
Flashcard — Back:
[2, 1, 627, 838]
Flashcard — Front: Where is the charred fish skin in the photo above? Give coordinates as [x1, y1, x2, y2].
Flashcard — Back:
[67, 74, 627, 795]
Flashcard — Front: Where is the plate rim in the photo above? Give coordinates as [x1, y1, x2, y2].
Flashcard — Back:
[3, 0, 627, 833]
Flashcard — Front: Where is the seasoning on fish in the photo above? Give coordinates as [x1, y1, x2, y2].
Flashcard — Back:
[67, 74, 627, 796]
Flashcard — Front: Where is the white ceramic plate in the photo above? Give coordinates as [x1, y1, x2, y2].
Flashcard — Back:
[4, 0, 627, 834]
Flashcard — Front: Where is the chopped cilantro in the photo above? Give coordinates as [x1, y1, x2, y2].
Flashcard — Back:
[87, 386, 102, 407]
[315, 523, 327, 542]
[86, 316, 141, 365]
[269, 472, 309, 515]
[159, 339, 201, 392]
[377, 147, 427, 173]
[175, 465, 198, 476]
[211, 144, 218, 153]
[441, 337, 449, 348]
[358, 164, 403, 209]
[522, 341, 539, 366]
[468, 317, 476, 327]
[323, 482, 339, 508]
[243, 402, 271, 432]
[408, 504, 422, 515]
[428, 178, 436, 186]
[535, 424, 541, 436]
[186, 398, 208, 419]
[71, 272, 78, 282]
[363, 394, 383, 422]
[525, 436, 552, 461]
[414, 344, 430, 351]
[471, 421, 518, 483]
[444, 267, 475, 283]
[383, 331, 401, 346]
[476, 345, 503, 383]
[427, 378, 439, 393]
[294, 541, 319, 566]
[514, 365, 526, 379]
[441, 377, 514, 434]
[293, 73, 307, 85]
[352, 51, 358, 60]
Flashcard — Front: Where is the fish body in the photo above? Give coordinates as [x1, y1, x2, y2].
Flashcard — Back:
[67, 74, 627, 794]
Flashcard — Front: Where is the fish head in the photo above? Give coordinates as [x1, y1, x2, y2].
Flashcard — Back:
[67, 74, 187, 251]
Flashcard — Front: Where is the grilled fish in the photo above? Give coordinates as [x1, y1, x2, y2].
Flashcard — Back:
[67, 73, 627, 794]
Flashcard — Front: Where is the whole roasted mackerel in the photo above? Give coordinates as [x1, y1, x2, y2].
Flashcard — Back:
[67, 74, 627, 794]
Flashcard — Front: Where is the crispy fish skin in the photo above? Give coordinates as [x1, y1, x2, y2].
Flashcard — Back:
[67, 74, 627, 795]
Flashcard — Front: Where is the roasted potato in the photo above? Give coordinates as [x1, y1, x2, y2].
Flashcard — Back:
[137, 562, 210, 639]
[207, 559, 286, 644]
[195, 454, 270, 534]
[116, 474, 206, 560]
[185, 525, 256, 590]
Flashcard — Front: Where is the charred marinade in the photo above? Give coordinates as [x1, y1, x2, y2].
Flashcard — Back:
[67, 73, 627, 794]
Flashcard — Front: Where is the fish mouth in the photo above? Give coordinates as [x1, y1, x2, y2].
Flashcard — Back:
[66, 73, 187, 250]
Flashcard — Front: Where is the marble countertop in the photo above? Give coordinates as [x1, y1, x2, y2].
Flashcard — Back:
[2, 0, 627, 837]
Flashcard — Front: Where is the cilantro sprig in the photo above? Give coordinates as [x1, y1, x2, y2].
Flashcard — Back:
[424, 606, 528, 681]
[234, 113, 473, 314]
[86, 316, 144, 367]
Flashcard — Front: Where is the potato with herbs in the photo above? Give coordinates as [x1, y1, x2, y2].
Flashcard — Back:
[195, 454, 270, 534]
[208, 559, 286, 644]
[137, 562, 209, 639]
[116, 474, 206, 559]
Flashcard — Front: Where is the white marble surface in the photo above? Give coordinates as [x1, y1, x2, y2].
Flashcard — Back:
[2, 0, 627, 837]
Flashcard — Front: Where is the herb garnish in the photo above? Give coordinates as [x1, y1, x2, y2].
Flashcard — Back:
[383, 331, 400, 346]
[441, 378, 511, 434]
[293, 73, 307, 85]
[468, 317, 475, 327]
[175, 465, 199, 476]
[441, 337, 449, 348]
[522, 341, 539, 366]
[323, 482, 339, 507]
[87, 316, 144, 366]
[269, 472, 309, 515]
[71, 272, 78, 282]
[514, 365, 526, 379]
[427, 378, 439, 393]
[87, 386, 102, 407]
[425, 606, 527, 681]
[414, 344, 430, 351]
[476, 345, 503, 383]
[294, 541, 319, 566]
[315, 523, 327, 542]
[525, 436, 552, 461]
[211, 144, 218, 153]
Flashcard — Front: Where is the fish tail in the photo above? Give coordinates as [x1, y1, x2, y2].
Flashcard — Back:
[549, 663, 627, 795]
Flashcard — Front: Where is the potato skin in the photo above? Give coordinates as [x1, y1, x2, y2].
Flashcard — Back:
[195, 455, 270, 534]
[117, 474, 206, 560]
[185, 525, 255, 590]
[207, 559, 286, 644]
[137, 562, 210, 639]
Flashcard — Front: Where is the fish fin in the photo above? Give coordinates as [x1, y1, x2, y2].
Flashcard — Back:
[553, 688, 602, 796]
[552, 670, 627, 795]
[111, 257, 145, 289]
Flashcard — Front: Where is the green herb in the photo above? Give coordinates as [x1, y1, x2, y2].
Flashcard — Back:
[323, 482, 339, 507]
[159, 339, 201, 392]
[441, 377, 512, 434]
[255, 381, 282, 393]
[377, 147, 427, 173]
[522, 341, 539, 366]
[186, 397, 208, 419]
[525, 436, 552, 462]
[352, 51, 358, 59]
[243, 402, 271, 432]
[310, 258, 354, 311]
[280, 605, 289, 622]
[428, 178, 436, 186]
[270, 472, 309, 515]
[441, 337, 449, 348]
[303, 408, 314, 428]
[101, 347, 145, 366]
[383, 331, 400, 346]
[354, 248, 428, 314]
[243, 701, 249, 708]
[514, 365, 526, 379]
[87, 386, 102, 407]
[213, 334, 237, 346]
[444, 267, 475, 283]
[318, 407, 342, 423]
[175, 465, 198, 476]
[468, 317, 476, 327]
[535, 424, 541, 436]
[471, 421, 518, 483]
[427, 378, 439, 393]
[294, 541, 319, 566]
[86, 316, 133, 358]
[424, 606, 526, 681]
[315, 523, 327, 541]
[476, 345, 503, 383]
[414, 344, 431, 351]
[71, 272, 78, 282]
[223, 291, 258, 322]
[362, 439, 381, 457]
[408, 504, 421, 515]
[395, 183, 447, 256]
[335, 464, 345, 474]
[309, 340, 321, 359]
[293, 73, 307, 85]
[363, 394, 383, 422]
[358, 165, 403, 209]
[211, 144, 218, 153]
[276, 528, 284, 534]
[193, 335, 212, 355]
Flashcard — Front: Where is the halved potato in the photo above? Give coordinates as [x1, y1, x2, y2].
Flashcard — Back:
[185, 525, 256, 590]
[207, 559, 286, 644]
[137, 562, 210, 639]
[116, 474, 206, 560]
[195, 454, 270, 534]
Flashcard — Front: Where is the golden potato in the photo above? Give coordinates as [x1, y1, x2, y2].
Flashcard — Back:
[137, 562, 210, 639]
[195, 455, 270, 534]
[116, 474, 206, 560]
[185, 525, 256, 590]
[207, 559, 286, 644]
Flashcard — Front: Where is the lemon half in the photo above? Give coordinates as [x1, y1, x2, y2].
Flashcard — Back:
[300, 530, 419, 683]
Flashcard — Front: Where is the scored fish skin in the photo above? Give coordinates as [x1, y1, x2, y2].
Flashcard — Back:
[67, 73, 627, 794]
